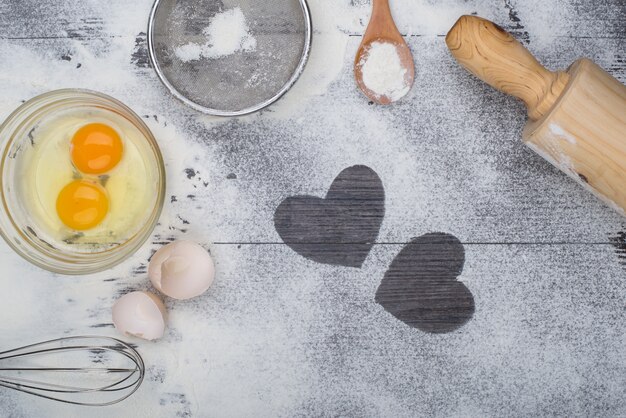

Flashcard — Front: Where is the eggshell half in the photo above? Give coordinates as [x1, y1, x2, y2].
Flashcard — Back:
[112, 291, 167, 340]
[149, 240, 215, 300]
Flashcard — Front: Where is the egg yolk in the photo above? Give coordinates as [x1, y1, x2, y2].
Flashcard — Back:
[71, 123, 123, 174]
[56, 180, 109, 230]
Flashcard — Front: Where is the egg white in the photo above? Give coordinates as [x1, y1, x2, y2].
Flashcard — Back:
[15, 106, 160, 252]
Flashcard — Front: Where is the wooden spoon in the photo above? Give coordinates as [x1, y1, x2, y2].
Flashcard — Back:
[354, 0, 415, 104]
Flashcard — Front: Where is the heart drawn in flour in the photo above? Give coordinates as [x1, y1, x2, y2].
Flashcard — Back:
[375, 233, 474, 333]
[273, 165, 385, 268]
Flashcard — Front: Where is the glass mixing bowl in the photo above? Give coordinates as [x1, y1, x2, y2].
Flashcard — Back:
[0, 89, 166, 274]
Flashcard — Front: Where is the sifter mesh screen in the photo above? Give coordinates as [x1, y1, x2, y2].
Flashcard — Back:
[148, 0, 311, 116]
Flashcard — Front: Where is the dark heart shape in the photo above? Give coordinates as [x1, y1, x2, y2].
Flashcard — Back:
[375, 233, 474, 333]
[274, 165, 385, 268]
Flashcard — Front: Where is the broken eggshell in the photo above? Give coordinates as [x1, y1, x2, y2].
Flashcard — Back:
[149, 240, 215, 300]
[112, 291, 167, 341]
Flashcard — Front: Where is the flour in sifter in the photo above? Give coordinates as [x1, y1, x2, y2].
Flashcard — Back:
[175, 7, 257, 62]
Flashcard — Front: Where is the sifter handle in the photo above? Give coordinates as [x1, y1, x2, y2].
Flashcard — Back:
[445, 15, 569, 121]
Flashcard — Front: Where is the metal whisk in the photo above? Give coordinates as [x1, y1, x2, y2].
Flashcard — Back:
[0, 336, 145, 406]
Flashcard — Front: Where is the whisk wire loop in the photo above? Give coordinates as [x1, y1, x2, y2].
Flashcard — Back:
[0, 336, 145, 406]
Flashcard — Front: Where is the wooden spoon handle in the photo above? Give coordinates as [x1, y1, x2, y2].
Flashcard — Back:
[446, 15, 569, 121]
[363, 0, 401, 43]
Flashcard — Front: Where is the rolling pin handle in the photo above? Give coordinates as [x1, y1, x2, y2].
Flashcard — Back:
[446, 15, 569, 121]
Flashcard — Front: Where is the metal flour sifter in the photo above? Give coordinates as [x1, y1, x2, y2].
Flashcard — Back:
[148, 0, 312, 116]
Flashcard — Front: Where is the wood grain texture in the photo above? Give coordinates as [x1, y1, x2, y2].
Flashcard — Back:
[447, 15, 626, 216]
[0, 0, 624, 416]
[375, 233, 474, 333]
[524, 58, 626, 215]
[274, 165, 384, 267]
[446, 15, 569, 121]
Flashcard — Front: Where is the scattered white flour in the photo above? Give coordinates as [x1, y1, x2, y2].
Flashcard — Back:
[358, 41, 411, 102]
[265, 0, 349, 118]
[3, 1, 626, 416]
[175, 7, 257, 62]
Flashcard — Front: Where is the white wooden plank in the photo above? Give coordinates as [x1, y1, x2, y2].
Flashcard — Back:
[0, 0, 624, 416]
[0, 242, 624, 416]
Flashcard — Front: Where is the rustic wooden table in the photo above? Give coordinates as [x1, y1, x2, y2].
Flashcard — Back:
[0, 0, 624, 416]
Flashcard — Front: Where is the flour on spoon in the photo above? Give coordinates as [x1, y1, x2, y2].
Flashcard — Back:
[358, 41, 411, 102]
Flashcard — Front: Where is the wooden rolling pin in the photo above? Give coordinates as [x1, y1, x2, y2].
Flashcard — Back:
[446, 15, 626, 216]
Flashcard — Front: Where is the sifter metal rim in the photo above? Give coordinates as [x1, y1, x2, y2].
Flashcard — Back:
[147, 0, 312, 117]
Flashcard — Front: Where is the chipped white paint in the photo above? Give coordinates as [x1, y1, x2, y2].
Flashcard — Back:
[0, 0, 624, 417]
